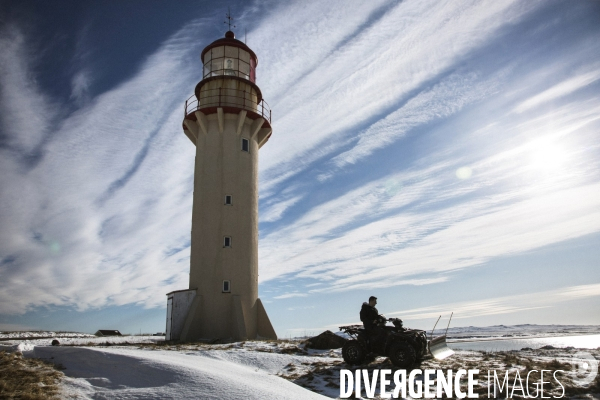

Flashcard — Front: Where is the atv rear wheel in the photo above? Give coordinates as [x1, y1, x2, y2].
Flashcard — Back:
[342, 340, 366, 365]
[388, 341, 416, 368]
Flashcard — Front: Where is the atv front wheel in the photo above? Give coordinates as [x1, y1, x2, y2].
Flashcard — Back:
[388, 341, 416, 368]
[342, 340, 366, 365]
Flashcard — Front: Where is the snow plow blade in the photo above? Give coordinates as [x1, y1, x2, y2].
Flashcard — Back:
[428, 335, 454, 360]
[428, 312, 454, 360]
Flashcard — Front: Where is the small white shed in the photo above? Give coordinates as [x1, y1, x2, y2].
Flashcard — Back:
[166, 289, 196, 341]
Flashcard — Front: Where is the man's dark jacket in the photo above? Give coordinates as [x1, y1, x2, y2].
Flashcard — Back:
[360, 302, 379, 330]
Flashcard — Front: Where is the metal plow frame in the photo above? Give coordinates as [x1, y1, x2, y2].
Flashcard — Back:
[428, 313, 455, 360]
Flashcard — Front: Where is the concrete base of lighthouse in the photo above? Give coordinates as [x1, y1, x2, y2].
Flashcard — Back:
[166, 289, 276, 342]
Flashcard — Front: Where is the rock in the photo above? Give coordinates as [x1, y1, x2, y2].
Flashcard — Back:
[540, 345, 556, 350]
[305, 330, 347, 350]
[51, 339, 60, 346]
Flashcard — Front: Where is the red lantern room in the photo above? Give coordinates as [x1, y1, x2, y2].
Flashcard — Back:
[183, 30, 272, 146]
[201, 30, 257, 83]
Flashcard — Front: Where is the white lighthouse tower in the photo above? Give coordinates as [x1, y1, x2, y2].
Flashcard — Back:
[165, 28, 277, 342]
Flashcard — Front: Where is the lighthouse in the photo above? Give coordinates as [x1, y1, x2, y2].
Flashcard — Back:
[165, 29, 277, 342]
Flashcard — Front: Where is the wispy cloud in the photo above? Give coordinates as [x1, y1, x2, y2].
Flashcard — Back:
[254, 0, 536, 193]
[328, 71, 499, 172]
[514, 69, 600, 113]
[274, 293, 308, 299]
[70, 69, 92, 106]
[0, 25, 57, 156]
[314, 283, 600, 331]
[0, 19, 212, 314]
[260, 195, 303, 223]
[1, 0, 599, 324]
[252, 0, 600, 300]
[387, 283, 600, 320]
[259, 95, 600, 291]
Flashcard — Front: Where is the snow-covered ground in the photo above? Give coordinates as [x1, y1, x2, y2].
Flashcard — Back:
[442, 324, 600, 340]
[29, 343, 329, 399]
[1, 325, 599, 399]
[0, 339, 336, 399]
[0, 331, 96, 340]
[0, 334, 165, 348]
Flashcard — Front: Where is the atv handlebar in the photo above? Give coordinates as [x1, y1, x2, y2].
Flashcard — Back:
[339, 317, 404, 332]
[384, 317, 404, 329]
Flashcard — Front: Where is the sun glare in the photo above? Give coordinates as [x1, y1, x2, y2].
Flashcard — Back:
[529, 141, 568, 172]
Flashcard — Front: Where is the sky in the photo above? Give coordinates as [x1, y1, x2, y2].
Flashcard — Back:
[0, 0, 599, 337]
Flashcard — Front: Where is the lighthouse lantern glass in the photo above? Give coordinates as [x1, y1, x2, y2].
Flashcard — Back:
[202, 46, 255, 82]
[225, 46, 238, 58]
[212, 46, 224, 58]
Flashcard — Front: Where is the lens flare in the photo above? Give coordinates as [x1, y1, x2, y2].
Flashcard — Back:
[50, 242, 61, 254]
[384, 179, 403, 196]
[455, 167, 472, 179]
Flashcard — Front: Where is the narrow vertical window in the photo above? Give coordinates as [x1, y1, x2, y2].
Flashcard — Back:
[223, 236, 231, 248]
[222, 280, 231, 293]
[224, 195, 232, 205]
[241, 138, 249, 152]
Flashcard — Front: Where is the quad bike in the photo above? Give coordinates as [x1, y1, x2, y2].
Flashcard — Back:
[339, 316, 428, 368]
[339, 314, 454, 368]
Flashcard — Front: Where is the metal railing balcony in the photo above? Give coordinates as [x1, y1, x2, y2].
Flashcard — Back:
[184, 88, 271, 124]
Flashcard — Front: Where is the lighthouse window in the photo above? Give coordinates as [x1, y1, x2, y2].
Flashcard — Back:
[241, 138, 249, 152]
[224, 58, 236, 76]
[223, 236, 231, 248]
[239, 62, 249, 79]
[239, 50, 250, 79]
[212, 46, 224, 58]
[222, 280, 231, 293]
[224, 195, 232, 205]
[211, 59, 223, 73]
[225, 46, 238, 58]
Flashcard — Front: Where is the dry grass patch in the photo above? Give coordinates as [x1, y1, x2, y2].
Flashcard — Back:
[0, 351, 64, 399]
[279, 345, 308, 355]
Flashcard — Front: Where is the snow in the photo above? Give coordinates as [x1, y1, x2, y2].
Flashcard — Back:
[16, 342, 35, 352]
[26, 345, 328, 399]
[441, 324, 600, 340]
[0, 331, 96, 339]
[1, 325, 598, 399]
[1, 340, 327, 399]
